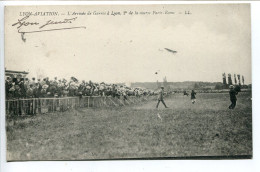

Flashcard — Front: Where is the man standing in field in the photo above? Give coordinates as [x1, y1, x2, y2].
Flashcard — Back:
[191, 90, 196, 104]
[156, 87, 168, 108]
[229, 85, 238, 109]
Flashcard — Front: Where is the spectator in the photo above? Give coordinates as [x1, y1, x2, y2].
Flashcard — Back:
[229, 85, 238, 109]
[5, 76, 154, 99]
[156, 87, 168, 108]
[191, 90, 196, 104]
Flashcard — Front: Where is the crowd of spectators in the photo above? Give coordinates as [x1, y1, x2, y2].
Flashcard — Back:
[5, 75, 154, 100]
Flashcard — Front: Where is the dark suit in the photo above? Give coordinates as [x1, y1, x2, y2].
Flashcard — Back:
[229, 89, 238, 109]
[156, 89, 167, 108]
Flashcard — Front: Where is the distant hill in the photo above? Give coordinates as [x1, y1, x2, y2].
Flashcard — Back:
[130, 81, 222, 90]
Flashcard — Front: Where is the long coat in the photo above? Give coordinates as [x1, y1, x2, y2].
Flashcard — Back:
[158, 90, 164, 100]
[229, 89, 237, 101]
[191, 91, 196, 99]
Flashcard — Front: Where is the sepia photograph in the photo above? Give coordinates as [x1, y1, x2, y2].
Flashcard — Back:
[4, 4, 252, 161]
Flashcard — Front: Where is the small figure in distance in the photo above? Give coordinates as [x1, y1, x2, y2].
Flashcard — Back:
[229, 85, 238, 109]
[183, 90, 189, 96]
[191, 90, 196, 104]
[156, 86, 168, 108]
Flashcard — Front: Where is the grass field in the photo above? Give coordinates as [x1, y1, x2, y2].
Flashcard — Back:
[6, 92, 252, 161]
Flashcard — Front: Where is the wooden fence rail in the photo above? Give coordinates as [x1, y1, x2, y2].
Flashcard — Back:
[5, 96, 156, 116]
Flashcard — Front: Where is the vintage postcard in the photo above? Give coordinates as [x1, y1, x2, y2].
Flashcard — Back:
[4, 4, 252, 161]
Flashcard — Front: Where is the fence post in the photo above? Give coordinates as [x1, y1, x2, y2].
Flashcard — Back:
[38, 99, 41, 114]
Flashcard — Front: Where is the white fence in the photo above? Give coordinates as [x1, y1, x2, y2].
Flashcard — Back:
[5, 96, 156, 116]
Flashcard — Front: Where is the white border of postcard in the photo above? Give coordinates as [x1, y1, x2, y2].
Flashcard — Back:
[1, 1, 260, 172]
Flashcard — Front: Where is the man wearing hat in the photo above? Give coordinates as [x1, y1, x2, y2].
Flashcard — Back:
[26, 84, 34, 115]
[5, 77, 13, 99]
[30, 77, 36, 89]
[156, 86, 168, 108]
[229, 85, 238, 109]
[191, 90, 197, 104]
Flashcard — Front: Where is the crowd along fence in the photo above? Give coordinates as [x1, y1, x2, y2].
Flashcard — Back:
[5, 95, 157, 116]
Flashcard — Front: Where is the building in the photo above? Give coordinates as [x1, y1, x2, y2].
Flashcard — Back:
[5, 69, 29, 79]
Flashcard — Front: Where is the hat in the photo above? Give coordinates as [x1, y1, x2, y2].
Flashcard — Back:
[161, 86, 164, 89]
[229, 85, 234, 89]
[42, 84, 49, 89]
[9, 86, 15, 91]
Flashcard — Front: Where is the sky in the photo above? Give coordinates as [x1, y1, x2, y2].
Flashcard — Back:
[5, 4, 251, 84]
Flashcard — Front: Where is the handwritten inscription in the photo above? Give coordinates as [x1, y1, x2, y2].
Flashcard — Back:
[39, 17, 77, 29]
[12, 9, 191, 42]
[12, 15, 78, 30]
[12, 14, 86, 42]
[12, 15, 39, 29]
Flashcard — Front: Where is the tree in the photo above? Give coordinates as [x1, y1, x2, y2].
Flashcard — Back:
[228, 73, 233, 85]
[194, 83, 200, 89]
[222, 73, 227, 85]
[237, 74, 241, 86]
[163, 76, 169, 91]
[234, 74, 237, 84]
[215, 83, 223, 90]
